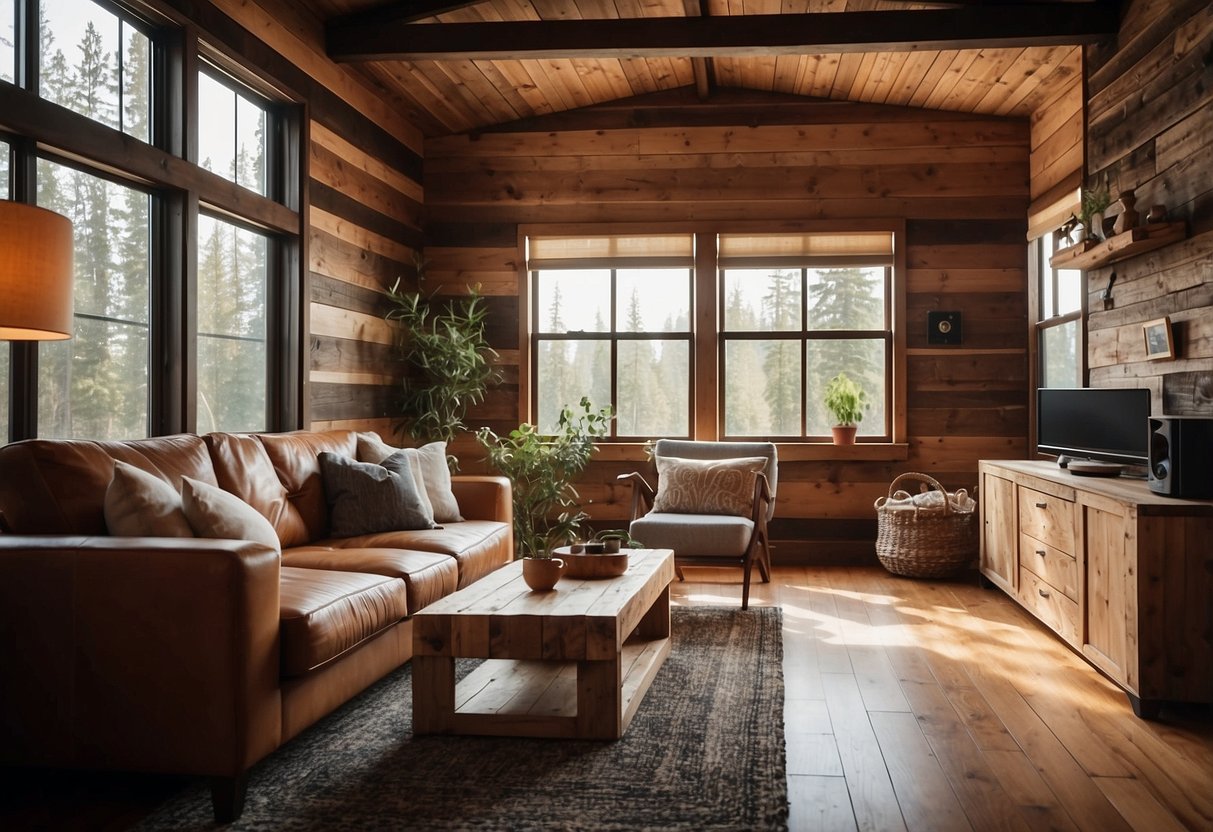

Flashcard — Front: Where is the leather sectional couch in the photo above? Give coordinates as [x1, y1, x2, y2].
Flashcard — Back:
[0, 429, 512, 820]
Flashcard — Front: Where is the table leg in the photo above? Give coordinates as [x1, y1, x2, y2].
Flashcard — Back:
[412, 655, 455, 734]
[577, 655, 622, 739]
[635, 582, 671, 640]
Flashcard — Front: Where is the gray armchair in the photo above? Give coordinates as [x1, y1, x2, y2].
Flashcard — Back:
[618, 439, 777, 610]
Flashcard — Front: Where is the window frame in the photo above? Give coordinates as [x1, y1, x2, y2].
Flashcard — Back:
[1033, 230, 1086, 388]
[530, 262, 695, 440]
[519, 220, 908, 457]
[0, 0, 306, 442]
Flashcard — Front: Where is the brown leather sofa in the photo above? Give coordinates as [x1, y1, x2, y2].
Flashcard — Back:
[0, 429, 512, 821]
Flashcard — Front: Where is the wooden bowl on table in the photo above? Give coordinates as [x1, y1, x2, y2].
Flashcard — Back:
[551, 545, 630, 579]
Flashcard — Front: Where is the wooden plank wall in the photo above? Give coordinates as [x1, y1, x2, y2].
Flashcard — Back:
[200, 0, 424, 440]
[425, 91, 1031, 562]
[1084, 0, 1213, 413]
[1027, 52, 1083, 240]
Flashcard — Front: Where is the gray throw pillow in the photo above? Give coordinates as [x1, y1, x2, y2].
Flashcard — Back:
[319, 451, 440, 537]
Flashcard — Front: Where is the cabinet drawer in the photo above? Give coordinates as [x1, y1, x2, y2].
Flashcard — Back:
[1018, 486, 1075, 553]
[1019, 568, 1080, 646]
[1018, 532, 1078, 599]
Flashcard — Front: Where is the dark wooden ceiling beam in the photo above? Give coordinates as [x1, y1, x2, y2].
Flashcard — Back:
[328, 0, 485, 29]
[327, 5, 1119, 62]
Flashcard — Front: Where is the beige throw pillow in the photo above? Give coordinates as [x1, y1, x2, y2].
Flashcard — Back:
[355, 433, 462, 523]
[181, 476, 281, 553]
[651, 455, 768, 517]
[104, 460, 194, 537]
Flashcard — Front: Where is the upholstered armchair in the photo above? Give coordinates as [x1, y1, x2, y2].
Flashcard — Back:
[617, 440, 777, 610]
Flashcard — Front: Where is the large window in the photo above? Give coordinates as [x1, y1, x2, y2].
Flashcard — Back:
[527, 228, 900, 443]
[1036, 229, 1083, 388]
[39, 0, 151, 143]
[533, 267, 692, 437]
[37, 159, 150, 439]
[196, 215, 267, 432]
[0, 0, 302, 443]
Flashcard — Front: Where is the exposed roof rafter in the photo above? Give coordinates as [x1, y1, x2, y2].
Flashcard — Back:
[327, 4, 1119, 62]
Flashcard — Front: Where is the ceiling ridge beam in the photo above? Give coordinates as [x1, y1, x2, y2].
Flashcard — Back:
[327, 6, 1119, 62]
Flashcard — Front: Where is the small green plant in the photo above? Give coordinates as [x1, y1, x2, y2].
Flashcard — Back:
[1080, 187, 1112, 223]
[476, 397, 613, 559]
[824, 372, 868, 427]
[385, 269, 501, 448]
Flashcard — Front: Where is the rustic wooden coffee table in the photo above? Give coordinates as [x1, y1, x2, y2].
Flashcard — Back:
[411, 548, 675, 740]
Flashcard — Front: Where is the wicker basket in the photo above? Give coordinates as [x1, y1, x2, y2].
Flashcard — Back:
[874, 472, 978, 578]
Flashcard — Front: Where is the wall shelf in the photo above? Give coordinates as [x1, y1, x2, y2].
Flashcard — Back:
[1049, 221, 1186, 271]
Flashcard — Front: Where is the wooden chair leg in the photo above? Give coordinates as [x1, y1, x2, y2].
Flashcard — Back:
[741, 557, 753, 610]
[675, 562, 686, 581]
[758, 538, 771, 583]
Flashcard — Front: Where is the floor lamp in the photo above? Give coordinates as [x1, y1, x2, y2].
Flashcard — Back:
[0, 201, 75, 341]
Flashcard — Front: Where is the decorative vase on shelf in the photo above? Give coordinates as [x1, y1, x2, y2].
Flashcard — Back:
[1088, 212, 1105, 242]
[522, 556, 564, 591]
[1113, 190, 1139, 235]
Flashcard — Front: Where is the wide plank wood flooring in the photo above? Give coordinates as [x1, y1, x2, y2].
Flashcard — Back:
[2, 565, 1210, 830]
[671, 565, 1213, 832]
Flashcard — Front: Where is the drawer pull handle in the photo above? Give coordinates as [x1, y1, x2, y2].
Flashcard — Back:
[1034, 501, 1048, 508]
[1036, 549, 1047, 557]
[1038, 588, 1050, 598]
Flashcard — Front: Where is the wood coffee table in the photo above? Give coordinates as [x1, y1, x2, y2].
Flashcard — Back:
[411, 548, 675, 740]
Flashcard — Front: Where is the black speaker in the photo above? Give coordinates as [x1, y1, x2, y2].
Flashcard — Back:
[1148, 416, 1213, 498]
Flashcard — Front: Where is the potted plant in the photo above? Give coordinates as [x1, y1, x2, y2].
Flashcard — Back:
[476, 397, 613, 587]
[824, 372, 867, 445]
[384, 263, 501, 453]
[1080, 187, 1112, 242]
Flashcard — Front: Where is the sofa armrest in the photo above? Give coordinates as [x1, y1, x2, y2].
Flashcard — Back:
[450, 475, 513, 526]
[0, 535, 282, 778]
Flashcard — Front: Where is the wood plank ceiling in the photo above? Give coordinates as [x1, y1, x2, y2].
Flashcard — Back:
[304, 1, 1110, 137]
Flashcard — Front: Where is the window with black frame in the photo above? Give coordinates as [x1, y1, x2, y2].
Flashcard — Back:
[0, 0, 301, 443]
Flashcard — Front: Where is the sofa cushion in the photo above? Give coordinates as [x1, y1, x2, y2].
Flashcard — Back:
[316, 520, 511, 588]
[182, 477, 282, 554]
[278, 566, 409, 676]
[318, 451, 439, 536]
[629, 512, 755, 558]
[104, 460, 194, 537]
[283, 546, 458, 614]
[357, 434, 462, 523]
[205, 433, 310, 548]
[257, 430, 358, 543]
[0, 434, 217, 535]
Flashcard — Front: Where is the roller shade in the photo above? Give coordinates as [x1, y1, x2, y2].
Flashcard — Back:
[527, 234, 694, 269]
[718, 231, 894, 266]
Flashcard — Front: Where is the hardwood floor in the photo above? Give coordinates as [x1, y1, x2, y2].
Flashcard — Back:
[3, 565, 1210, 830]
[670, 565, 1213, 832]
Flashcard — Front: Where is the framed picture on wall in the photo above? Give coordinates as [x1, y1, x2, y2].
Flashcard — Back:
[1142, 316, 1175, 361]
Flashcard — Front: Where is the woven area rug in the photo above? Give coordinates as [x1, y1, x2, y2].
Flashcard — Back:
[135, 605, 787, 831]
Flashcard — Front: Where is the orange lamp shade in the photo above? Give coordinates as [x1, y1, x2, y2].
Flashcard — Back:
[0, 201, 75, 340]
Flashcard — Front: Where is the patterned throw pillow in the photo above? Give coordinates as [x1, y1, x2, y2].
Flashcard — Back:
[651, 455, 768, 517]
[319, 451, 440, 537]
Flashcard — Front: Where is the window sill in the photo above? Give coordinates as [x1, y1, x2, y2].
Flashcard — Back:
[590, 442, 909, 462]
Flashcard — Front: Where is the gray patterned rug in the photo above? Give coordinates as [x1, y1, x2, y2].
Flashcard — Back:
[135, 606, 788, 831]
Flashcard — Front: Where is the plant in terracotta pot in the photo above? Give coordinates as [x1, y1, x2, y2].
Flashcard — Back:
[824, 372, 868, 445]
[476, 397, 613, 588]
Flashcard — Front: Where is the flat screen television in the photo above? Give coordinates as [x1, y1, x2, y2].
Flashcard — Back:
[1036, 387, 1150, 467]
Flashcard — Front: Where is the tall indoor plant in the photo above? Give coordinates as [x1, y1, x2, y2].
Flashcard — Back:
[475, 397, 613, 560]
[824, 372, 868, 445]
[384, 269, 500, 447]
